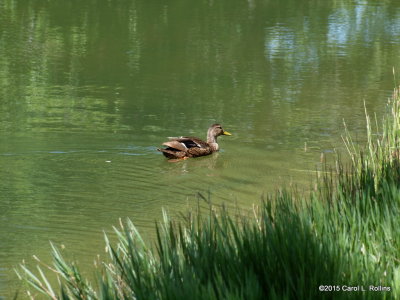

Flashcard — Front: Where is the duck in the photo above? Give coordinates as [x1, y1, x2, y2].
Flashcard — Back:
[158, 124, 231, 159]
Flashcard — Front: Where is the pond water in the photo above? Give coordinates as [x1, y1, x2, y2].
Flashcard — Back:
[1, 0, 400, 297]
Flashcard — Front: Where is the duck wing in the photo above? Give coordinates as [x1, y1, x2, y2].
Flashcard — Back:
[163, 137, 208, 150]
[162, 140, 188, 152]
[178, 137, 208, 148]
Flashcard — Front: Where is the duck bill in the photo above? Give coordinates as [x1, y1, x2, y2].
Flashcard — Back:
[223, 131, 232, 136]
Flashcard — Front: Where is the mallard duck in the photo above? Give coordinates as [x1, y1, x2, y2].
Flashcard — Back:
[158, 124, 231, 159]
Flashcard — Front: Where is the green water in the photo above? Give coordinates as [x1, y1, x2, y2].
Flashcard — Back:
[1, 0, 400, 297]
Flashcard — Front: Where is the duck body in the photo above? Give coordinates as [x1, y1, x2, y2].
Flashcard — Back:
[158, 124, 231, 159]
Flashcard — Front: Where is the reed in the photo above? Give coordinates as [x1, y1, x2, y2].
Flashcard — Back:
[16, 88, 400, 299]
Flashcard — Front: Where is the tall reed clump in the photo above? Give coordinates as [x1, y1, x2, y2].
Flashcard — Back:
[17, 89, 400, 299]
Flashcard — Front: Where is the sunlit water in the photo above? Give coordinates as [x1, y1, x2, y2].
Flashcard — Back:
[1, 0, 400, 297]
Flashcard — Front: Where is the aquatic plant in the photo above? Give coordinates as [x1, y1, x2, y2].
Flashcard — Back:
[16, 88, 400, 299]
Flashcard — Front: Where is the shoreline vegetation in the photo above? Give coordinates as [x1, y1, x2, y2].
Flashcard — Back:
[16, 88, 400, 299]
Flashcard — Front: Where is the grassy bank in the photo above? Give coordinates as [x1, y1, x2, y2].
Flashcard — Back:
[17, 91, 400, 299]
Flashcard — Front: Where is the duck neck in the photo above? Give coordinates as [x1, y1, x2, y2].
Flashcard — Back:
[207, 133, 219, 151]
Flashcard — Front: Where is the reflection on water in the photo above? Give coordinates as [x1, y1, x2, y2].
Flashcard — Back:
[1, 0, 400, 297]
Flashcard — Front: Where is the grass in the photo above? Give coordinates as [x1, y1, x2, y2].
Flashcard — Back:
[16, 89, 400, 299]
